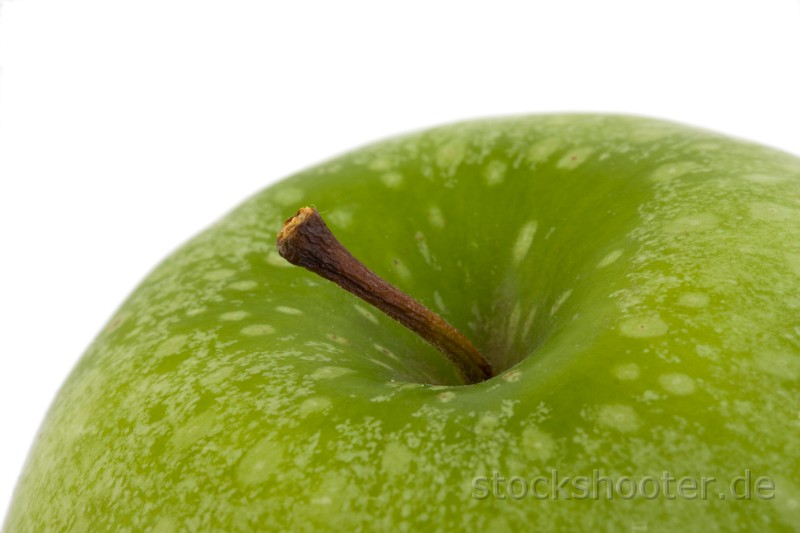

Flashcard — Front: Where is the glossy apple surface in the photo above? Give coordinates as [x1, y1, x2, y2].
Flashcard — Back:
[5, 115, 800, 531]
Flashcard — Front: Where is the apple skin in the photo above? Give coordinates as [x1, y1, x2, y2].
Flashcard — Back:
[5, 115, 800, 531]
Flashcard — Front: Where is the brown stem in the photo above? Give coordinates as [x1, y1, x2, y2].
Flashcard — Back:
[276, 207, 493, 385]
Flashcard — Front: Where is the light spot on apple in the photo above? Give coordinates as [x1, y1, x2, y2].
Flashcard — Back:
[381, 441, 413, 476]
[596, 404, 640, 433]
[614, 363, 640, 381]
[618, 313, 669, 338]
[433, 291, 449, 314]
[427, 205, 445, 228]
[203, 268, 236, 281]
[236, 436, 285, 486]
[475, 414, 499, 436]
[521, 425, 555, 462]
[437, 391, 456, 403]
[556, 147, 595, 170]
[483, 159, 507, 186]
[742, 173, 787, 184]
[525, 137, 562, 167]
[750, 201, 799, 222]
[391, 257, 411, 281]
[381, 171, 403, 188]
[753, 351, 800, 381]
[228, 280, 258, 291]
[220, 310, 249, 321]
[550, 289, 573, 316]
[415, 232, 433, 266]
[154, 335, 188, 358]
[501, 369, 522, 382]
[664, 213, 719, 234]
[658, 373, 696, 396]
[310, 366, 354, 380]
[172, 409, 222, 450]
[241, 324, 276, 336]
[266, 250, 293, 268]
[512, 221, 538, 266]
[597, 249, 624, 268]
[276, 306, 303, 315]
[298, 396, 332, 417]
[354, 304, 379, 324]
[274, 186, 304, 206]
[326, 209, 354, 229]
[325, 333, 350, 345]
[374, 344, 399, 361]
[787, 253, 800, 276]
[650, 161, 705, 182]
[436, 139, 467, 177]
[677, 292, 709, 308]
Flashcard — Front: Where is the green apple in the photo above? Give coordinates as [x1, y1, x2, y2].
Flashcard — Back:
[5, 115, 800, 531]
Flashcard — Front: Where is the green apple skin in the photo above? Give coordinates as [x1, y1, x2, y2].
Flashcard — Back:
[5, 115, 800, 532]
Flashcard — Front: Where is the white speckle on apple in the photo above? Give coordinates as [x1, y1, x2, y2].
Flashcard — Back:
[512, 221, 538, 266]
[298, 396, 332, 417]
[597, 249, 624, 268]
[368, 358, 395, 372]
[266, 250, 293, 268]
[154, 335, 188, 358]
[614, 363, 640, 381]
[665, 213, 720, 234]
[525, 137, 562, 167]
[274, 186, 305, 206]
[203, 268, 236, 281]
[391, 257, 411, 281]
[676, 292, 710, 308]
[742, 173, 787, 184]
[427, 205, 445, 228]
[787, 253, 800, 276]
[501, 369, 522, 382]
[521, 306, 537, 340]
[380, 171, 403, 188]
[436, 139, 467, 178]
[325, 333, 350, 345]
[240, 324, 276, 336]
[658, 373, 696, 396]
[236, 437, 285, 486]
[220, 310, 249, 321]
[618, 313, 669, 338]
[521, 425, 555, 462]
[185, 307, 206, 317]
[596, 404, 640, 433]
[550, 289, 573, 316]
[327, 209, 354, 229]
[228, 280, 258, 291]
[556, 147, 595, 170]
[381, 441, 413, 476]
[753, 351, 800, 381]
[474, 414, 499, 436]
[483, 159, 507, 186]
[433, 291, 448, 314]
[750, 201, 799, 222]
[415, 232, 433, 266]
[310, 366, 354, 380]
[275, 306, 303, 315]
[649, 161, 706, 182]
[172, 409, 222, 450]
[354, 304, 379, 324]
[437, 391, 456, 403]
[373, 344, 400, 361]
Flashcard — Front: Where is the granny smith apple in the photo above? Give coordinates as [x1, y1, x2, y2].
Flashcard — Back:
[5, 115, 800, 531]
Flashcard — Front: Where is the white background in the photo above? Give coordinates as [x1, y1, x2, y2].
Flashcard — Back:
[1, 0, 799, 522]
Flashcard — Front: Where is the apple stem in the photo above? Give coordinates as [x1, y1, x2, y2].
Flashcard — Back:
[276, 207, 493, 385]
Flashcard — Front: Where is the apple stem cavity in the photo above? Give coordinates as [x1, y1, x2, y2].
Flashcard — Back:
[276, 207, 494, 385]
